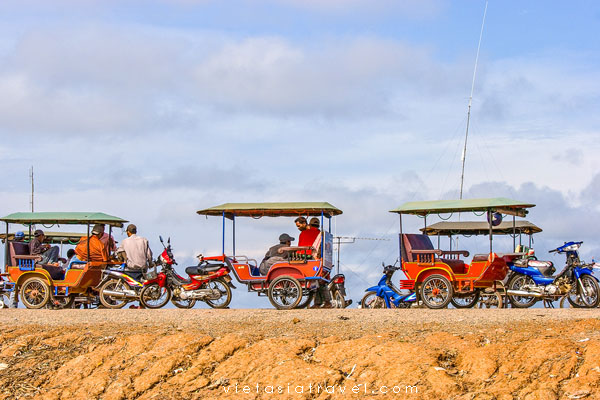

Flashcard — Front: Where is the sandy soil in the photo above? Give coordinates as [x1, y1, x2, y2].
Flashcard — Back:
[1, 308, 599, 399]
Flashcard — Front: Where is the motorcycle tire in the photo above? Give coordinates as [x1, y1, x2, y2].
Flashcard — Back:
[172, 297, 197, 309]
[360, 291, 387, 309]
[507, 274, 538, 308]
[568, 275, 600, 308]
[139, 284, 171, 309]
[331, 289, 346, 308]
[99, 279, 130, 309]
[204, 279, 232, 309]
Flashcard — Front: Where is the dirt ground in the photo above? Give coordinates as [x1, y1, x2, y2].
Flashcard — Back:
[0, 308, 599, 400]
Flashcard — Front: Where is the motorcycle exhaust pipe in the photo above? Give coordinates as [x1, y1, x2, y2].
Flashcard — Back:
[102, 289, 138, 299]
[506, 289, 544, 298]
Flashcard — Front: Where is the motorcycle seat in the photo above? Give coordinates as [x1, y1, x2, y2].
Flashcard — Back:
[528, 260, 555, 277]
[185, 263, 224, 276]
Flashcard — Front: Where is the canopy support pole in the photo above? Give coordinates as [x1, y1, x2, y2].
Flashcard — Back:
[398, 215, 403, 263]
[512, 215, 516, 251]
[4, 222, 8, 272]
[232, 215, 236, 258]
[488, 209, 493, 253]
[222, 211, 225, 256]
[87, 224, 90, 261]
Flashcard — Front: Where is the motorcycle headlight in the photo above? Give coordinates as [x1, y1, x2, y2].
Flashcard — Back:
[564, 244, 581, 251]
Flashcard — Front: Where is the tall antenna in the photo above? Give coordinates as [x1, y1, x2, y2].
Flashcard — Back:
[29, 166, 34, 212]
[459, 0, 488, 199]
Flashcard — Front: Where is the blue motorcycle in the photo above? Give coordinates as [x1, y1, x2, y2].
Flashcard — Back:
[361, 264, 416, 308]
[506, 241, 599, 308]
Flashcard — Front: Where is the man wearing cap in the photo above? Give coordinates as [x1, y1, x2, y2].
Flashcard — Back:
[75, 225, 109, 262]
[116, 224, 153, 282]
[14, 231, 25, 242]
[259, 233, 294, 275]
[29, 229, 60, 264]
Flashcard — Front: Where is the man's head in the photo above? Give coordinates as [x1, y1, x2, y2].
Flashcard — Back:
[309, 217, 320, 229]
[126, 224, 137, 236]
[91, 224, 104, 237]
[33, 229, 45, 240]
[279, 233, 295, 245]
[66, 249, 76, 258]
[14, 231, 25, 241]
[294, 216, 308, 231]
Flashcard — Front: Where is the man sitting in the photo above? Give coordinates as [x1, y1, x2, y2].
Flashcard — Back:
[259, 233, 294, 275]
[75, 225, 109, 262]
[115, 224, 153, 282]
[30, 229, 60, 264]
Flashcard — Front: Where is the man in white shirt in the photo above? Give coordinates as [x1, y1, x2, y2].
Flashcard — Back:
[116, 224, 153, 282]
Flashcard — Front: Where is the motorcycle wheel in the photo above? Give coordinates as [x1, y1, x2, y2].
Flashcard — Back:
[419, 275, 453, 309]
[360, 291, 387, 309]
[204, 279, 232, 309]
[140, 284, 171, 309]
[99, 279, 130, 309]
[171, 297, 197, 309]
[295, 292, 315, 309]
[568, 275, 600, 308]
[331, 289, 346, 308]
[450, 290, 480, 308]
[507, 274, 538, 308]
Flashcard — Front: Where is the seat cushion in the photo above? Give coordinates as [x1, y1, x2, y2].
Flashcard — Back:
[402, 234, 435, 262]
[441, 258, 467, 274]
[185, 263, 224, 275]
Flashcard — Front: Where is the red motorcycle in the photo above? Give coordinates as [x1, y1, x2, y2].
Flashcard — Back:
[139, 236, 234, 309]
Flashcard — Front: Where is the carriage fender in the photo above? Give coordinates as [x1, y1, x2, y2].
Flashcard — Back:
[16, 271, 52, 288]
[414, 268, 452, 284]
[266, 266, 304, 282]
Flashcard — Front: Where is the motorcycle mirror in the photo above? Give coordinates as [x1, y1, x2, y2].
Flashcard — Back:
[168, 237, 171, 245]
[159, 236, 164, 243]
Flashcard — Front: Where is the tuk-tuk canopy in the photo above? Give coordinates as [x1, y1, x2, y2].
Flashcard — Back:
[0, 212, 127, 227]
[390, 197, 535, 217]
[420, 221, 542, 236]
[0, 231, 87, 243]
[197, 202, 343, 220]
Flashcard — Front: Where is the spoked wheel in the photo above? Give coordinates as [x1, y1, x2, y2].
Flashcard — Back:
[568, 276, 600, 308]
[507, 274, 538, 308]
[451, 290, 480, 308]
[361, 291, 387, 309]
[268, 276, 302, 310]
[140, 284, 171, 309]
[20, 278, 51, 309]
[99, 279, 130, 309]
[204, 279, 232, 309]
[419, 275, 453, 309]
[295, 292, 315, 309]
[0, 293, 9, 308]
[331, 289, 346, 308]
[47, 295, 75, 309]
[171, 297, 197, 309]
[478, 290, 504, 308]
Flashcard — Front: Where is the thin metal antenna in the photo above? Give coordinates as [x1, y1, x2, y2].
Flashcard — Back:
[459, 0, 488, 199]
[29, 166, 34, 212]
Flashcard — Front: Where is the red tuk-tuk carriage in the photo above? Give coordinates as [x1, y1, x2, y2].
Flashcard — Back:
[390, 198, 535, 308]
[196, 202, 348, 310]
[1, 212, 127, 309]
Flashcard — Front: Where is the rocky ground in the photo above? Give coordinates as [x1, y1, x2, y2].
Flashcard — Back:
[0, 308, 599, 399]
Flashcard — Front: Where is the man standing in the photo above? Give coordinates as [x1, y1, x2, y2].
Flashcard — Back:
[259, 233, 294, 275]
[29, 229, 60, 264]
[116, 224, 153, 282]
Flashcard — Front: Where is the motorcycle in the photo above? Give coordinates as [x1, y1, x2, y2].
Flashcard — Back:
[97, 264, 146, 309]
[361, 263, 416, 308]
[139, 236, 234, 309]
[506, 241, 600, 308]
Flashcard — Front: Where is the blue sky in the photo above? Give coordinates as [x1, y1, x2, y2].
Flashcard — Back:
[1, 0, 599, 307]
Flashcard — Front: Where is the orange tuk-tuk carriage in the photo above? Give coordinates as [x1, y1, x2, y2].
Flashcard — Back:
[196, 202, 348, 310]
[390, 198, 536, 309]
[1, 212, 127, 309]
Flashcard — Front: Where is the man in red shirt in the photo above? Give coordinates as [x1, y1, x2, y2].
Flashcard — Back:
[296, 217, 320, 249]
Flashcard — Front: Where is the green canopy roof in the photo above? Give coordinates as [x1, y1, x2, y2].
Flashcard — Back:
[0, 212, 127, 227]
[390, 197, 535, 217]
[197, 202, 342, 219]
[420, 221, 542, 236]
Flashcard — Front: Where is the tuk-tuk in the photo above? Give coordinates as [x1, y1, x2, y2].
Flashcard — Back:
[420, 219, 542, 308]
[1, 212, 127, 309]
[196, 202, 348, 309]
[390, 198, 535, 309]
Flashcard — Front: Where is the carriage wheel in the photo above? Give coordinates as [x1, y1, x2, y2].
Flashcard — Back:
[295, 292, 315, 309]
[268, 276, 302, 310]
[172, 297, 197, 309]
[47, 295, 75, 309]
[419, 275, 453, 309]
[20, 277, 51, 309]
[450, 290, 480, 308]
[361, 291, 387, 309]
